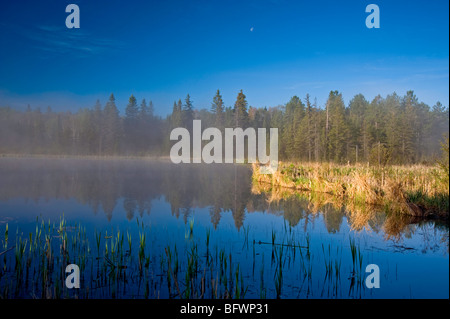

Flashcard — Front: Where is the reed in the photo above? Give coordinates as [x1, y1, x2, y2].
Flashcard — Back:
[349, 236, 357, 272]
[0, 212, 424, 299]
[274, 247, 283, 299]
[259, 252, 266, 299]
[322, 243, 332, 276]
[124, 231, 131, 259]
[205, 228, 210, 250]
[189, 218, 195, 238]
[252, 162, 449, 217]
[138, 231, 146, 272]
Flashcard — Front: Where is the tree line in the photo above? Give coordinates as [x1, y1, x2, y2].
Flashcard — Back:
[0, 89, 448, 164]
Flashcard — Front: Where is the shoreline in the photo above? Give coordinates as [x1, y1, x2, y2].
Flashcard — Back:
[0, 153, 173, 161]
[252, 162, 449, 219]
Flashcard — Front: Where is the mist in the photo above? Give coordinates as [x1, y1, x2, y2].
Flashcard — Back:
[0, 90, 448, 164]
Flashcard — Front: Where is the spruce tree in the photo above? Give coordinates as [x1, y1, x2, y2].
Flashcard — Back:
[211, 89, 224, 129]
[234, 89, 249, 128]
[125, 94, 139, 121]
[326, 91, 349, 162]
[103, 93, 121, 155]
[183, 94, 194, 130]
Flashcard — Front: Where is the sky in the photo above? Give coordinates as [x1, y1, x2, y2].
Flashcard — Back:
[0, 0, 448, 116]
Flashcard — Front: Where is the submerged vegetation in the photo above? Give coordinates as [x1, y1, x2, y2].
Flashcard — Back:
[252, 162, 449, 218]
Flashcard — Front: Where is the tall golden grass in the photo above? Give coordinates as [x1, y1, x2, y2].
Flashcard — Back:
[252, 162, 449, 218]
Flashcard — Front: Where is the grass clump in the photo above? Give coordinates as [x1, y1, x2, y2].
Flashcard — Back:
[252, 162, 449, 218]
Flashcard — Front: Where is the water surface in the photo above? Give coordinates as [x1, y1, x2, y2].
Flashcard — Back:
[0, 158, 448, 299]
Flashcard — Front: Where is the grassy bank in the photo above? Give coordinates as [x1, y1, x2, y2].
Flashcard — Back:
[252, 162, 449, 218]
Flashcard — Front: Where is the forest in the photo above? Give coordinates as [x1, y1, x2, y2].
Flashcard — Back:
[0, 89, 448, 165]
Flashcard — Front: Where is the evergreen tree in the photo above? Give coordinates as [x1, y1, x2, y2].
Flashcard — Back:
[297, 94, 314, 161]
[326, 91, 349, 162]
[124, 94, 139, 154]
[399, 91, 416, 163]
[211, 89, 224, 129]
[348, 94, 369, 162]
[125, 94, 139, 121]
[170, 100, 183, 128]
[103, 93, 121, 155]
[183, 94, 194, 129]
[428, 102, 450, 157]
[148, 100, 154, 117]
[282, 96, 304, 159]
[234, 89, 249, 128]
[140, 99, 149, 119]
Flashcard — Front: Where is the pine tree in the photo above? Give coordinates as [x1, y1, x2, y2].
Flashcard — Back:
[171, 100, 183, 128]
[140, 99, 148, 119]
[211, 89, 224, 129]
[103, 93, 121, 155]
[326, 91, 349, 162]
[304, 94, 314, 161]
[125, 94, 139, 121]
[428, 102, 450, 157]
[283, 96, 304, 159]
[148, 100, 154, 117]
[234, 89, 249, 128]
[399, 91, 416, 163]
[183, 94, 194, 130]
[124, 94, 139, 154]
[348, 94, 369, 162]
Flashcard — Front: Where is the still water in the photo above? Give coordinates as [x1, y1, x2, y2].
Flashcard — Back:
[0, 158, 448, 299]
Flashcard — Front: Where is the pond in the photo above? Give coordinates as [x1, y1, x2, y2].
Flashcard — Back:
[0, 157, 448, 299]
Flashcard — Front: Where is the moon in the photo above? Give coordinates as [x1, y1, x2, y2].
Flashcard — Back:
[250, 27, 254, 32]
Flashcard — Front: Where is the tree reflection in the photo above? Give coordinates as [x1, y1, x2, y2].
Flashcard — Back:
[0, 158, 447, 241]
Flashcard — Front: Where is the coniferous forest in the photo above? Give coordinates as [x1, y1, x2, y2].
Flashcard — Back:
[0, 89, 448, 165]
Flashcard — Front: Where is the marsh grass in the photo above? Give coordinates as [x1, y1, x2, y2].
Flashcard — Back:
[253, 162, 449, 218]
[0, 213, 432, 299]
[252, 172, 447, 241]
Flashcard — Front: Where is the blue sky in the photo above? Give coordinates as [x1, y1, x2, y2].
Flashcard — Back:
[0, 0, 448, 116]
